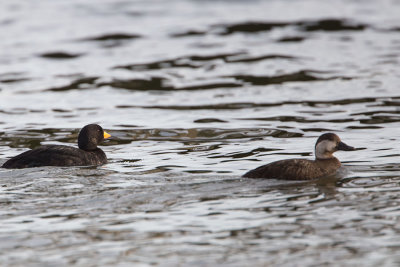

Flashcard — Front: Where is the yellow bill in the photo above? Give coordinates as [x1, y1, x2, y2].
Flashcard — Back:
[103, 131, 111, 139]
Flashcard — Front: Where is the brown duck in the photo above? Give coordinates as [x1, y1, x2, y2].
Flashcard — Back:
[243, 133, 355, 180]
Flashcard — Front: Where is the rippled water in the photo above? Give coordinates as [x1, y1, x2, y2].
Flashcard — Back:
[1, 0, 400, 266]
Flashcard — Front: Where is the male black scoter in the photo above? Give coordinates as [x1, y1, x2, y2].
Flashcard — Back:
[2, 124, 111, 169]
[243, 133, 355, 180]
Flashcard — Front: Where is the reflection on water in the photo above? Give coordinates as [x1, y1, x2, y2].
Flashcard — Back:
[1, 0, 400, 265]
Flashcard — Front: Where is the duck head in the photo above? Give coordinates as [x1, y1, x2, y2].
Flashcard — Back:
[314, 133, 355, 160]
[78, 124, 111, 151]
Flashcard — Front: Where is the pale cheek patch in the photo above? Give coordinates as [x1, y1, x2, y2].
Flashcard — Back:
[315, 140, 337, 159]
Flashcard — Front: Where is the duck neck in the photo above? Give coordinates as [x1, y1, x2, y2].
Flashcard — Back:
[78, 139, 98, 151]
[315, 154, 335, 160]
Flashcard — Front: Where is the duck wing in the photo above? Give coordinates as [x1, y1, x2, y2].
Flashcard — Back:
[243, 158, 327, 180]
[2, 145, 106, 168]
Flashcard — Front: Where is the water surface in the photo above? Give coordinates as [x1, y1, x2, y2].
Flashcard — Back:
[1, 0, 400, 266]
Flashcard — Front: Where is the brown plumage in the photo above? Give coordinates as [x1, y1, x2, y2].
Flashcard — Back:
[243, 133, 355, 180]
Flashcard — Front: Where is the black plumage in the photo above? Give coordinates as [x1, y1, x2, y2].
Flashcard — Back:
[2, 124, 110, 169]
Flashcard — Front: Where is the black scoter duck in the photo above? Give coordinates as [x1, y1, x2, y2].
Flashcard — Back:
[2, 124, 110, 168]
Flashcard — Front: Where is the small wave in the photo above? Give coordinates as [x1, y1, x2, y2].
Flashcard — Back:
[227, 70, 352, 86]
[114, 52, 246, 71]
[45, 77, 99, 92]
[214, 18, 368, 35]
[39, 52, 84, 59]
[82, 33, 142, 41]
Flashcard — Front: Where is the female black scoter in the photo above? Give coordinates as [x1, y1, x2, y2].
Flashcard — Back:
[2, 124, 111, 169]
[243, 133, 355, 180]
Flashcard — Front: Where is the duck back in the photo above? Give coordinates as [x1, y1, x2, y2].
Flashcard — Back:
[2, 145, 107, 169]
[243, 158, 341, 180]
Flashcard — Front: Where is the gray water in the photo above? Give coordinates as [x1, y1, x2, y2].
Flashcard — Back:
[1, 0, 400, 266]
